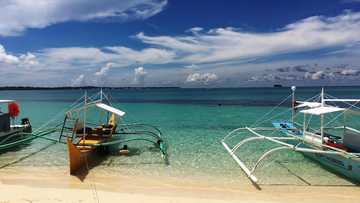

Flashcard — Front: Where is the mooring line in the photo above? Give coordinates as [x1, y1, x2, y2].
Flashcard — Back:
[275, 160, 311, 186]
[0, 142, 57, 169]
[84, 156, 100, 203]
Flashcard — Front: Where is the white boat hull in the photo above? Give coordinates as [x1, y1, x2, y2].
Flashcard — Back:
[303, 151, 360, 183]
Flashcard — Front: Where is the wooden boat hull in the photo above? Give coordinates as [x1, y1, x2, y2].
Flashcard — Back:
[303, 151, 360, 183]
[66, 137, 110, 175]
[66, 137, 95, 175]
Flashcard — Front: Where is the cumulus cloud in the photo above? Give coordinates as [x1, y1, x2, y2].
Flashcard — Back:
[71, 74, 85, 86]
[0, 0, 167, 36]
[0, 44, 39, 69]
[19, 53, 39, 67]
[186, 73, 218, 84]
[339, 69, 360, 76]
[136, 11, 360, 64]
[0, 45, 19, 64]
[305, 71, 327, 80]
[303, 68, 360, 80]
[134, 66, 147, 84]
[95, 62, 114, 77]
[250, 64, 360, 83]
[2, 10, 360, 87]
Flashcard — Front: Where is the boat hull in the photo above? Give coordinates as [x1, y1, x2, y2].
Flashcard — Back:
[0, 125, 32, 151]
[66, 137, 95, 175]
[66, 137, 109, 175]
[273, 121, 360, 183]
[302, 152, 360, 183]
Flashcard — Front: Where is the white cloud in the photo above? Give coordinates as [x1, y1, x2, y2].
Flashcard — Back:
[0, 0, 167, 36]
[71, 74, 85, 86]
[3, 10, 360, 87]
[186, 73, 218, 84]
[0, 45, 19, 64]
[134, 66, 147, 83]
[95, 62, 114, 77]
[340, 69, 360, 75]
[19, 52, 39, 67]
[36, 46, 175, 71]
[305, 71, 327, 80]
[0, 45, 39, 70]
[136, 11, 360, 64]
[106, 46, 175, 64]
[187, 27, 204, 34]
[40, 47, 113, 64]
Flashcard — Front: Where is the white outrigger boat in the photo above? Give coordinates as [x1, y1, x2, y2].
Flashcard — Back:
[222, 87, 360, 186]
[0, 100, 32, 151]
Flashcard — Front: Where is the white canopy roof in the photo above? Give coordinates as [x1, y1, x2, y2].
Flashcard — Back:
[295, 101, 322, 109]
[95, 103, 125, 117]
[300, 106, 345, 115]
[0, 100, 15, 104]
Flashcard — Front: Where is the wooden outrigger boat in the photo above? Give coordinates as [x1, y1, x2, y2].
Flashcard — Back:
[58, 90, 168, 175]
[222, 87, 360, 187]
[0, 100, 32, 151]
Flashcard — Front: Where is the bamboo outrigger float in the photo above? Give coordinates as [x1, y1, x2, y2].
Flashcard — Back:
[59, 90, 168, 175]
[222, 87, 360, 187]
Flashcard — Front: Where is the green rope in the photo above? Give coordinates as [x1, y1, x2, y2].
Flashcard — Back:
[0, 129, 58, 150]
[79, 137, 169, 161]
[92, 138, 158, 147]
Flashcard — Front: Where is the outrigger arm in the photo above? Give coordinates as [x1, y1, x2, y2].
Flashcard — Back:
[221, 127, 359, 186]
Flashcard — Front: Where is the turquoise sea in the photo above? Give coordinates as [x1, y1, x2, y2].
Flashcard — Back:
[0, 87, 359, 186]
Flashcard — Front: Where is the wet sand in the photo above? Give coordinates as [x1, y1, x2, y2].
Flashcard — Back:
[0, 166, 360, 203]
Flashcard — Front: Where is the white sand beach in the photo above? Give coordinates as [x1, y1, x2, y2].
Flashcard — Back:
[0, 166, 359, 203]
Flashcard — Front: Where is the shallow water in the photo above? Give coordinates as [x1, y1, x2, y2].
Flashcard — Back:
[0, 87, 359, 186]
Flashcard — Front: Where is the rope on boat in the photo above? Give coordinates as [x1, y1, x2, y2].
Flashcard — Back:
[0, 125, 70, 151]
[250, 94, 292, 127]
[250, 92, 321, 132]
[326, 93, 360, 111]
[33, 91, 102, 134]
[324, 100, 360, 128]
[32, 96, 85, 134]
[0, 141, 57, 169]
[0, 129, 58, 150]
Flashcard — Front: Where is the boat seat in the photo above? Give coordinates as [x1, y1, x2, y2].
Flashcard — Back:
[77, 139, 101, 145]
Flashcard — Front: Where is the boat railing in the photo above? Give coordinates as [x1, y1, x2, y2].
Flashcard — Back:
[345, 126, 360, 135]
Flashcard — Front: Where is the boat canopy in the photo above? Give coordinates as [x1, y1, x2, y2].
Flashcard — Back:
[300, 106, 345, 115]
[0, 100, 15, 104]
[95, 103, 125, 117]
[295, 101, 322, 108]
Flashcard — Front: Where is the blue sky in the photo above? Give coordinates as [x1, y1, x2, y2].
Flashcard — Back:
[1, 0, 360, 87]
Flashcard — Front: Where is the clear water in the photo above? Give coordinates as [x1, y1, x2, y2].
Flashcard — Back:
[0, 87, 359, 186]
